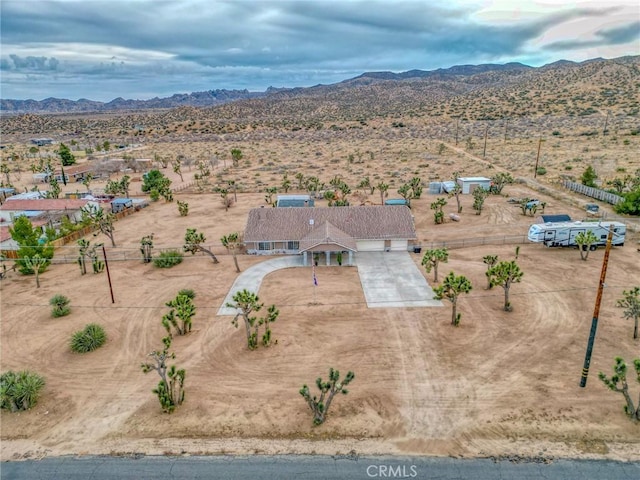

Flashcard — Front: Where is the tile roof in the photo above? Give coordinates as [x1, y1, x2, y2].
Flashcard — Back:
[0, 199, 90, 211]
[244, 205, 416, 242]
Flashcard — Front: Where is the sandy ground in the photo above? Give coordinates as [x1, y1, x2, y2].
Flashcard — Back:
[1, 164, 640, 462]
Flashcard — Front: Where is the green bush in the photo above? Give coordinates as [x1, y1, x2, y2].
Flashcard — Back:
[0, 370, 45, 411]
[536, 167, 547, 176]
[50, 294, 71, 318]
[178, 289, 196, 299]
[153, 250, 184, 268]
[71, 323, 107, 353]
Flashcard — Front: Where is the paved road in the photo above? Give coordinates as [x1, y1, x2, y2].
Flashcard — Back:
[2, 455, 639, 480]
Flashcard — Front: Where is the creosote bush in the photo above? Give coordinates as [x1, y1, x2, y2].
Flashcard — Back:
[71, 323, 107, 353]
[153, 250, 184, 268]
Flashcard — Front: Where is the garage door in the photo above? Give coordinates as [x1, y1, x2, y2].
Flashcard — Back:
[356, 240, 384, 251]
[390, 240, 407, 251]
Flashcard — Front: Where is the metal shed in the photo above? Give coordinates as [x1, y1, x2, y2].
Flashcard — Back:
[110, 198, 134, 213]
[456, 177, 492, 194]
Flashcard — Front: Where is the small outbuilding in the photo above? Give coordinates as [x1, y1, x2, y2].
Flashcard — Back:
[537, 214, 571, 224]
[276, 195, 314, 207]
[110, 198, 134, 213]
[385, 198, 408, 206]
[456, 177, 492, 194]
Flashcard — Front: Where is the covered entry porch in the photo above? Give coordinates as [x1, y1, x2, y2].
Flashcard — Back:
[299, 220, 356, 266]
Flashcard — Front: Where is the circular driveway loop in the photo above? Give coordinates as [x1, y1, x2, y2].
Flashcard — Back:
[217, 252, 441, 316]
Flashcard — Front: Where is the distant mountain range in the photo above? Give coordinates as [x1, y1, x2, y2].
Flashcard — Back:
[0, 57, 627, 114]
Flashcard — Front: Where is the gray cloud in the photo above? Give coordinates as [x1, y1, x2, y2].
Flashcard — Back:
[545, 20, 640, 51]
[1, 0, 638, 101]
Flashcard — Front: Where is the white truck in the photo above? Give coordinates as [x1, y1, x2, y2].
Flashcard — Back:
[528, 220, 626, 249]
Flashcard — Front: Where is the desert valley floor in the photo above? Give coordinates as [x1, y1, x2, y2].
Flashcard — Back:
[1, 166, 639, 461]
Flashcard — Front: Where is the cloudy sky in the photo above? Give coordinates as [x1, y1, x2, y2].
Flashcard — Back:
[1, 0, 638, 101]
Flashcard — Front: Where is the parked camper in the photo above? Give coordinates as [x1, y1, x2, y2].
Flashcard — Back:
[528, 221, 626, 248]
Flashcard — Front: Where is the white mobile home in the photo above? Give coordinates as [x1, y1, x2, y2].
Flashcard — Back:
[528, 221, 626, 248]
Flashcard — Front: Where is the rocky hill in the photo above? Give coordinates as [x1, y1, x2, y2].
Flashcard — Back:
[1, 56, 638, 138]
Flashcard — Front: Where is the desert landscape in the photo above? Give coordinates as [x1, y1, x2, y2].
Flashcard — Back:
[1, 57, 639, 463]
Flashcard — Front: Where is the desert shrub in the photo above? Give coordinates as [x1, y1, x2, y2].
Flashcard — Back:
[49, 294, 71, 318]
[178, 289, 196, 299]
[536, 167, 547, 176]
[70, 323, 107, 353]
[153, 250, 184, 268]
[0, 370, 46, 411]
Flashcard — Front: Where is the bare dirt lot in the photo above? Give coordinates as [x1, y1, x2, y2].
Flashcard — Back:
[2, 170, 639, 462]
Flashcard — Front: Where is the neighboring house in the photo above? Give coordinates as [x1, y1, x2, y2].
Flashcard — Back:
[30, 138, 53, 146]
[0, 188, 16, 203]
[0, 219, 49, 253]
[244, 205, 417, 266]
[54, 163, 94, 183]
[276, 194, 314, 207]
[456, 177, 492, 194]
[0, 199, 93, 224]
[5, 191, 48, 201]
[537, 214, 572, 224]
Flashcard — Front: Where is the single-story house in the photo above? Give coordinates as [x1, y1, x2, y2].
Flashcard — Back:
[54, 163, 94, 183]
[31, 138, 53, 146]
[0, 198, 93, 224]
[0, 218, 49, 253]
[537, 214, 572, 224]
[276, 194, 314, 207]
[244, 205, 417, 266]
[456, 177, 492, 194]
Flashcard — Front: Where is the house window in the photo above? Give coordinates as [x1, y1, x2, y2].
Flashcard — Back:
[287, 241, 299, 250]
[258, 242, 271, 251]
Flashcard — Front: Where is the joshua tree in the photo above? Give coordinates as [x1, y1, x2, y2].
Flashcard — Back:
[140, 234, 154, 263]
[482, 254, 498, 289]
[575, 231, 598, 260]
[430, 197, 447, 224]
[0, 163, 12, 187]
[141, 336, 186, 413]
[397, 183, 413, 207]
[264, 186, 278, 207]
[617, 287, 640, 339]
[230, 148, 243, 167]
[162, 292, 196, 337]
[172, 159, 183, 182]
[487, 260, 524, 312]
[581, 165, 598, 187]
[490, 172, 514, 194]
[77, 238, 90, 275]
[226, 289, 279, 349]
[221, 232, 242, 273]
[409, 177, 423, 199]
[23, 255, 48, 288]
[81, 173, 93, 192]
[177, 200, 189, 216]
[472, 187, 489, 215]
[183, 228, 219, 263]
[377, 181, 389, 205]
[295, 172, 305, 190]
[281, 172, 291, 193]
[598, 357, 640, 422]
[82, 204, 117, 247]
[217, 187, 233, 211]
[9, 215, 54, 275]
[299, 368, 355, 425]
[448, 184, 463, 214]
[46, 177, 61, 199]
[433, 271, 473, 326]
[421, 248, 449, 283]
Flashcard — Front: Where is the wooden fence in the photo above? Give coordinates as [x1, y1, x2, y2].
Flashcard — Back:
[562, 180, 623, 205]
[419, 234, 529, 251]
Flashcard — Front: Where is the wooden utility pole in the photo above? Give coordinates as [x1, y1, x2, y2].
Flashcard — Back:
[533, 138, 544, 178]
[455, 118, 459, 146]
[579, 226, 614, 387]
[102, 245, 115, 304]
[483, 124, 488, 158]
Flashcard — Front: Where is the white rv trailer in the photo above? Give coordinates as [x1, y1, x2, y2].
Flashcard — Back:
[528, 221, 626, 248]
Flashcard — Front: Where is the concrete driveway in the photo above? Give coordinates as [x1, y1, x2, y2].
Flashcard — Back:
[355, 252, 442, 308]
[217, 252, 441, 315]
